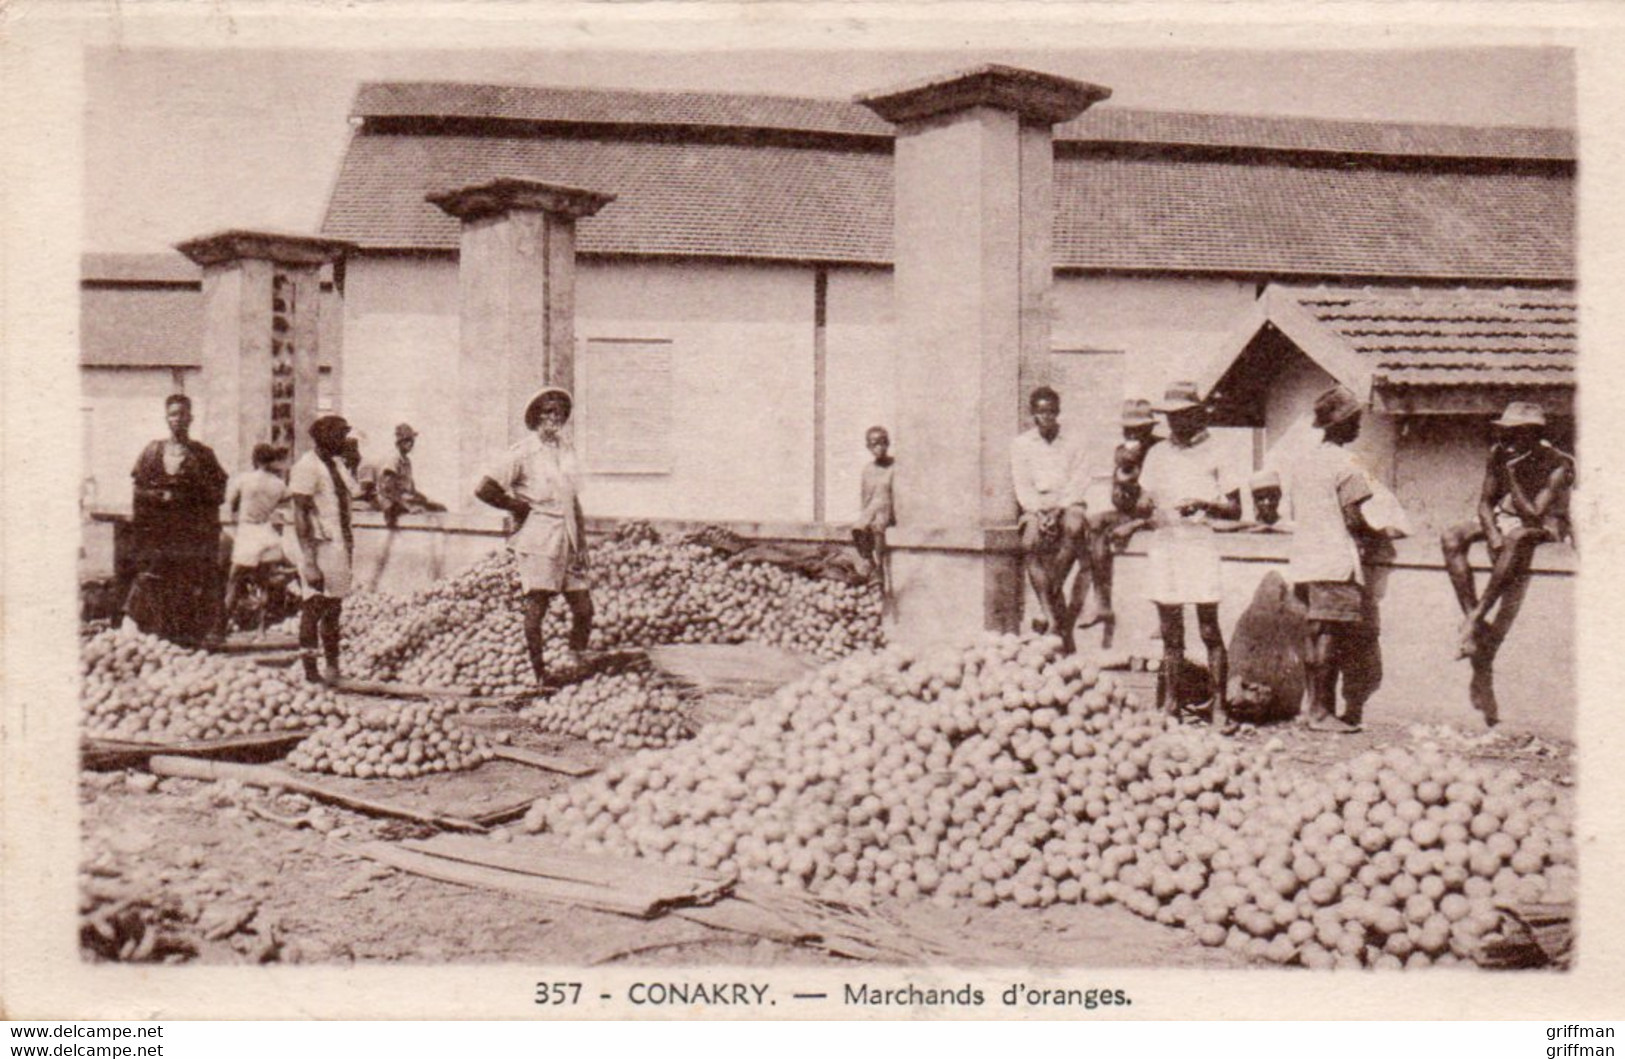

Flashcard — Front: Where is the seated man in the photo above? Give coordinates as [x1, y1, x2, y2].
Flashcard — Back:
[1073, 398, 1159, 648]
[377, 422, 447, 527]
[1010, 386, 1090, 652]
[1440, 402, 1574, 707]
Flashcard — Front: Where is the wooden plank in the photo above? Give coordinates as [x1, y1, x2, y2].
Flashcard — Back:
[352, 841, 660, 918]
[671, 899, 816, 946]
[472, 797, 542, 828]
[328, 677, 476, 700]
[492, 745, 597, 777]
[146, 756, 488, 833]
[404, 834, 732, 907]
[82, 730, 313, 769]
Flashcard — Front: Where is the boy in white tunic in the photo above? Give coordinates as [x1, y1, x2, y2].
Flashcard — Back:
[476, 387, 593, 687]
[1286, 386, 1402, 733]
[288, 416, 355, 684]
[1139, 381, 1241, 730]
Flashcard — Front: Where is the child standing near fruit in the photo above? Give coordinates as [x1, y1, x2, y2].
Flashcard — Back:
[851, 426, 895, 592]
[476, 387, 594, 688]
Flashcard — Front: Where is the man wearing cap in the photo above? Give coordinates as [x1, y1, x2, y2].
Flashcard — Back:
[1010, 386, 1091, 652]
[288, 415, 356, 684]
[1072, 398, 1160, 649]
[1286, 386, 1403, 733]
[1441, 400, 1574, 675]
[1139, 381, 1241, 729]
[376, 422, 446, 527]
[476, 387, 593, 687]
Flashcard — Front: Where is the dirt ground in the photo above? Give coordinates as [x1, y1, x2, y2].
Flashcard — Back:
[78, 644, 1574, 969]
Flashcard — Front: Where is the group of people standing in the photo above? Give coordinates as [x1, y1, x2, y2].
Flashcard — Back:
[122, 396, 444, 680]
[122, 377, 1572, 725]
[1004, 381, 1572, 734]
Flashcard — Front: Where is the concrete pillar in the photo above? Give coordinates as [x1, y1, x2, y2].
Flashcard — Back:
[175, 230, 356, 473]
[428, 179, 615, 508]
[857, 65, 1110, 646]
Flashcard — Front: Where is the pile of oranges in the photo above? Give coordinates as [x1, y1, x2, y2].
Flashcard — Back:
[286, 700, 494, 779]
[81, 628, 348, 743]
[526, 633, 1573, 969]
[342, 530, 883, 695]
[518, 671, 695, 750]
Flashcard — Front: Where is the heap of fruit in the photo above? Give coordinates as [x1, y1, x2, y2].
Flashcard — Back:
[518, 670, 695, 750]
[286, 700, 494, 779]
[341, 526, 882, 694]
[526, 633, 1574, 969]
[81, 628, 348, 743]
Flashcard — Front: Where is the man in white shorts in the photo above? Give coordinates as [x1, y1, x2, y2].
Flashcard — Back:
[289, 415, 355, 684]
[1139, 380, 1242, 731]
[476, 387, 593, 687]
[218, 443, 289, 640]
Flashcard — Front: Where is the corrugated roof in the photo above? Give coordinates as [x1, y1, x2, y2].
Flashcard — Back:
[322, 131, 1573, 281]
[354, 81, 1575, 161]
[1284, 286, 1575, 389]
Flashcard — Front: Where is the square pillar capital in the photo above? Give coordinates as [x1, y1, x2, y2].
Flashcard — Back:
[175, 229, 356, 270]
[428, 178, 616, 223]
[856, 63, 1110, 128]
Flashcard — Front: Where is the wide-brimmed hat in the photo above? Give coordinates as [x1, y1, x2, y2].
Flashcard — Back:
[1312, 385, 1363, 430]
[1249, 469, 1282, 491]
[524, 387, 574, 430]
[1153, 381, 1203, 414]
[1120, 398, 1156, 428]
[1493, 401, 1547, 430]
[395, 422, 419, 442]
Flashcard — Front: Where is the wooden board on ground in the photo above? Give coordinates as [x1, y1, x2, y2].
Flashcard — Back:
[647, 643, 814, 698]
[147, 756, 489, 832]
[81, 729, 312, 770]
[329, 676, 476, 700]
[350, 841, 666, 918]
[212, 635, 300, 655]
[1227, 570, 1307, 723]
[403, 833, 732, 908]
[263, 757, 572, 825]
[492, 745, 598, 777]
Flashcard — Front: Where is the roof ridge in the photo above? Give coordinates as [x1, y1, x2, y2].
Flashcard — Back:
[350, 80, 1574, 160]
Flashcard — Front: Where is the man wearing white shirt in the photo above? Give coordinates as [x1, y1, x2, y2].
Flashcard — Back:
[1010, 386, 1090, 652]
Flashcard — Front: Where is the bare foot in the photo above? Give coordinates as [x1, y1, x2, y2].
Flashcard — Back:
[1031, 618, 1050, 635]
[1306, 713, 1361, 734]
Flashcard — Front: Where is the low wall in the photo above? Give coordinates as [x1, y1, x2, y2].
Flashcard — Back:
[82, 510, 1574, 739]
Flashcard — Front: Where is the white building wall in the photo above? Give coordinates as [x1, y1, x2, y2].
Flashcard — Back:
[822, 268, 895, 525]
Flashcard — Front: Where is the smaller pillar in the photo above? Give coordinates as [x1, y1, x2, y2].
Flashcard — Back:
[175, 230, 356, 473]
[428, 179, 615, 506]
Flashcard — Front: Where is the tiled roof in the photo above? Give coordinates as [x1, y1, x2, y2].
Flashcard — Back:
[1283, 286, 1575, 389]
[326, 134, 892, 262]
[353, 81, 1575, 161]
[323, 131, 1574, 281]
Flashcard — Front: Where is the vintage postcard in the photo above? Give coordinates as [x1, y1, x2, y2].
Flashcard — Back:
[3, 0, 1624, 1022]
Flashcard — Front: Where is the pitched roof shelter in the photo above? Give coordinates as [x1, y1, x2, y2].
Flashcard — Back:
[1201, 285, 1576, 418]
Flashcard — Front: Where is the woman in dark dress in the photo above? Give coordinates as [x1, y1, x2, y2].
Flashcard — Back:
[127, 394, 228, 646]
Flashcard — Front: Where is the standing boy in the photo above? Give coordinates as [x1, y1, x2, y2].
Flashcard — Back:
[1286, 386, 1402, 733]
[1139, 381, 1240, 729]
[851, 426, 896, 590]
[289, 415, 355, 684]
